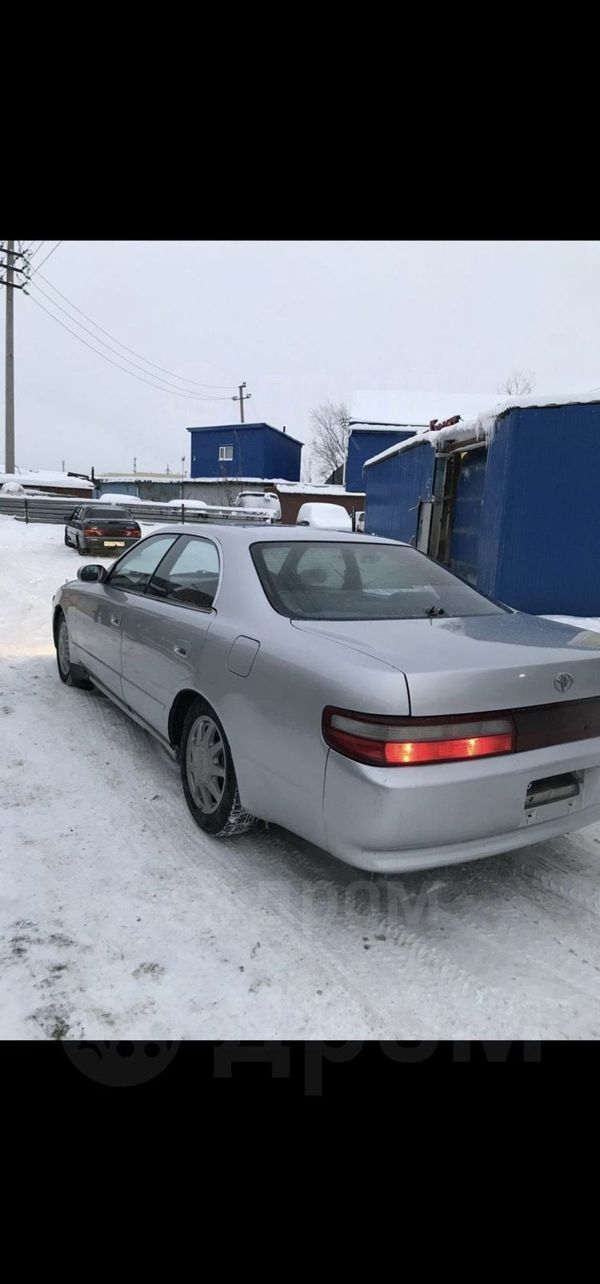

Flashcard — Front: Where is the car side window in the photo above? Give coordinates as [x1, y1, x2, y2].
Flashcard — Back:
[107, 535, 179, 594]
[147, 536, 220, 610]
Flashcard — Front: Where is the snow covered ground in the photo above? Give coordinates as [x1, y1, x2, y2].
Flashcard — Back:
[2, 514, 600, 1040]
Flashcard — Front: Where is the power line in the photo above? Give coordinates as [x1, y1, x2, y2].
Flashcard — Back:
[29, 279, 235, 399]
[35, 269, 237, 390]
[27, 292, 233, 402]
[29, 241, 62, 277]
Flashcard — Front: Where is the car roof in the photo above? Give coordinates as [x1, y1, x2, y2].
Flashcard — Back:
[147, 522, 404, 547]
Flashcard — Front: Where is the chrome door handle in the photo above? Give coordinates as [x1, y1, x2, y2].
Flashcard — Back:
[110, 614, 121, 626]
[174, 643, 190, 657]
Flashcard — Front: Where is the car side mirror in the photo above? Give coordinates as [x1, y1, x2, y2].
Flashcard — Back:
[77, 564, 108, 583]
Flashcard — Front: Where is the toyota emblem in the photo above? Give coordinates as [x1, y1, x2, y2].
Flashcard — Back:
[554, 672, 573, 693]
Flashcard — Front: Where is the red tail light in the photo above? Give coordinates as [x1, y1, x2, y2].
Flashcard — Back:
[84, 525, 139, 538]
[322, 707, 516, 767]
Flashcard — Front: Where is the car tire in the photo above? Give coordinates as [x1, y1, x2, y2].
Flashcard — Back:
[77, 537, 87, 556]
[180, 698, 256, 837]
[55, 613, 93, 689]
[64, 529, 70, 546]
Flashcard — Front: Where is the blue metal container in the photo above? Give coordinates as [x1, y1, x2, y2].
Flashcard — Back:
[346, 428, 414, 493]
[477, 403, 600, 614]
[187, 423, 302, 481]
[364, 401, 600, 615]
[364, 438, 435, 543]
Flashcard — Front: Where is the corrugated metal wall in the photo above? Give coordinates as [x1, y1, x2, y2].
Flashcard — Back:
[364, 440, 435, 542]
[477, 403, 600, 614]
[96, 480, 139, 496]
[345, 428, 414, 492]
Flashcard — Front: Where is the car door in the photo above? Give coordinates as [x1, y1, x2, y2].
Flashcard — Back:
[120, 534, 220, 739]
[75, 533, 179, 697]
[66, 507, 81, 544]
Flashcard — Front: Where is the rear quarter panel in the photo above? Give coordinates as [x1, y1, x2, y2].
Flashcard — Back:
[198, 615, 411, 848]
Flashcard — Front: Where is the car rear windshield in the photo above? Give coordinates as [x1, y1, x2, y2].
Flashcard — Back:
[250, 541, 505, 621]
[83, 508, 136, 521]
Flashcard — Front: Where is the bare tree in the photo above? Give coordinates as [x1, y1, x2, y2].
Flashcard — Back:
[309, 401, 350, 481]
[301, 450, 314, 485]
[499, 370, 535, 396]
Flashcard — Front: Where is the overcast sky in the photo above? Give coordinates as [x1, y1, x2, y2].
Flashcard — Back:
[6, 239, 600, 475]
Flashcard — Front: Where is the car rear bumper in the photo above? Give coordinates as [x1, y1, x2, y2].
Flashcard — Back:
[82, 536, 140, 554]
[322, 735, 600, 871]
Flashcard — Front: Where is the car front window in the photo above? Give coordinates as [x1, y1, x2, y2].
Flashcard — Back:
[107, 535, 179, 593]
[148, 536, 220, 610]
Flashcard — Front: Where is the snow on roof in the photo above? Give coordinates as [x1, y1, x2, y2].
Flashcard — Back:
[96, 474, 294, 485]
[97, 491, 147, 503]
[0, 469, 93, 489]
[186, 422, 305, 448]
[350, 389, 499, 429]
[275, 482, 364, 495]
[363, 390, 600, 469]
[364, 436, 436, 468]
[94, 477, 364, 494]
[97, 473, 186, 483]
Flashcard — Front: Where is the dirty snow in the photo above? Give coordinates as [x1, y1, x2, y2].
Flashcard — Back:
[2, 515, 600, 1040]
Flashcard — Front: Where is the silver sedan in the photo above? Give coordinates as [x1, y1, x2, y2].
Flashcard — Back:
[51, 524, 600, 872]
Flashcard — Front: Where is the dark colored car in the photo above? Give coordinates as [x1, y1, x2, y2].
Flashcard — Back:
[64, 505, 142, 556]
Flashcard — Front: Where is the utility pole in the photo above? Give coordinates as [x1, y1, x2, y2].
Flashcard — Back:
[1, 241, 30, 474]
[4, 241, 15, 473]
[232, 381, 252, 423]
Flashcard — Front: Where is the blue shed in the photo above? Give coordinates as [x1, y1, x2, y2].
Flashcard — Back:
[364, 437, 435, 544]
[364, 399, 600, 616]
[475, 403, 600, 614]
[187, 422, 302, 481]
[345, 427, 416, 492]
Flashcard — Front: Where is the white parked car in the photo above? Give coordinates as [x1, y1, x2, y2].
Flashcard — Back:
[1, 480, 27, 496]
[296, 502, 352, 532]
[235, 491, 281, 520]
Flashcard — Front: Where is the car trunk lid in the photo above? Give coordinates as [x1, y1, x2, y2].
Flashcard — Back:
[291, 613, 600, 715]
[85, 517, 140, 537]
